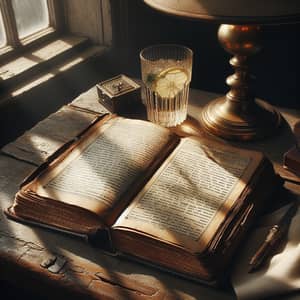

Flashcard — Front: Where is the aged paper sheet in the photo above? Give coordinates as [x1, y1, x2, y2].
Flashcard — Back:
[115, 138, 252, 252]
[34, 118, 174, 214]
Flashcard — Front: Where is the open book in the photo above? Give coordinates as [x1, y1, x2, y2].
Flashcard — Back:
[7, 114, 278, 285]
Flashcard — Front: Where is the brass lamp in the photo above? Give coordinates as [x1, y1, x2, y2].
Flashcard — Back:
[143, 0, 300, 141]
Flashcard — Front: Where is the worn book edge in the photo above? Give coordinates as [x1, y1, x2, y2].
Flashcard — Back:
[283, 146, 300, 177]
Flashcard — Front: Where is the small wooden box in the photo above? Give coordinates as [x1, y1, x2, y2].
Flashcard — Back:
[96, 74, 141, 114]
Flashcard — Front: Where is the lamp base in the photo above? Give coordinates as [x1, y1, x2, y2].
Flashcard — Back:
[200, 97, 281, 141]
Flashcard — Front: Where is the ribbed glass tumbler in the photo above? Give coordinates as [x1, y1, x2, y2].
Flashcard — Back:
[140, 44, 193, 127]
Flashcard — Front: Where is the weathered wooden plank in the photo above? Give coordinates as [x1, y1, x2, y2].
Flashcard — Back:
[10, 45, 108, 99]
[0, 154, 52, 244]
[0, 36, 90, 80]
[3, 87, 299, 299]
[0, 154, 233, 300]
[1, 106, 100, 165]
[0, 226, 233, 300]
[0, 155, 35, 209]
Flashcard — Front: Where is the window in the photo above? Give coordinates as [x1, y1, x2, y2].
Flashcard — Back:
[0, 0, 112, 104]
[0, 8, 6, 47]
[0, 0, 61, 60]
[12, 0, 49, 39]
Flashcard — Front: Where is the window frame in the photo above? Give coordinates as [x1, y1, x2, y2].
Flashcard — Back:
[0, 0, 114, 104]
[0, 0, 64, 63]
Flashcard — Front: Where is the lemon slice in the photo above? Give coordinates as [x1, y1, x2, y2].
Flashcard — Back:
[154, 67, 188, 98]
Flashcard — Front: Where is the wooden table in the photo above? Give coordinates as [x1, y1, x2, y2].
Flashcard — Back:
[1, 87, 300, 300]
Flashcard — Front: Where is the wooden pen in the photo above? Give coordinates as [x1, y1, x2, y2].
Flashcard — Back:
[248, 202, 297, 273]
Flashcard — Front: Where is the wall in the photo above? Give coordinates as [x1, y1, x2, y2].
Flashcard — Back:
[1, 0, 299, 148]
[65, 0, 112, 46]
[119, 0, 300, 109]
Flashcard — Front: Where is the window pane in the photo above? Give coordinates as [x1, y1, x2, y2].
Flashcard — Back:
[12, 0, 49, 39]
[0, 10, 6, 47]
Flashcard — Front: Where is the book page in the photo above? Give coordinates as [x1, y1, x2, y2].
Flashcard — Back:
[32, 117, 176, 215]
[114, 137, 261, 253]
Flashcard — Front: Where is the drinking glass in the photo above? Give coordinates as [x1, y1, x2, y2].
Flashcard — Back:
[140, 44, 193, 127]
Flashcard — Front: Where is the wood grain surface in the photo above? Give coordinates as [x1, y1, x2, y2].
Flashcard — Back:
[1, 86, 299, 299]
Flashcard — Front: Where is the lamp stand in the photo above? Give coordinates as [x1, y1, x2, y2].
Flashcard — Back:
[200, 24, 281, 141]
